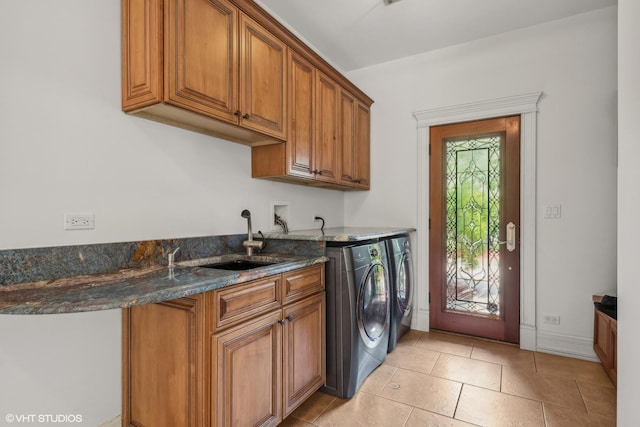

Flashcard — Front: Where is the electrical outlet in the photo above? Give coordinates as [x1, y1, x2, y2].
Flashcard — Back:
[543, 314, 560, 325]
[64, 213, 95, 230]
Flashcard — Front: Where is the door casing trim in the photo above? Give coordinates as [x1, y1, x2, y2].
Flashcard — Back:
[413, 92, 542, 350]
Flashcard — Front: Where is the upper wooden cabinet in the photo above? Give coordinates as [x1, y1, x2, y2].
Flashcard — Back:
[122, 0, 286, 144]
[122, 0, 373, 188]
[314, 71, 340, 183]
[285, 50, 315, 180]
[353, 100, 371, 189]
[251, 55, 372, 190]
[337, 90, 370, 189]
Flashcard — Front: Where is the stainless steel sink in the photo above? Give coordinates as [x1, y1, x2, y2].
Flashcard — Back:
[198, 260, 277, 271]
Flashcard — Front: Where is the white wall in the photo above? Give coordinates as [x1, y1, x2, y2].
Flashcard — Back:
[616, 0, 640, 424]
[346, 7, 618, 357]
[0, 1, 344, 425]
[0, 1, 621, 424]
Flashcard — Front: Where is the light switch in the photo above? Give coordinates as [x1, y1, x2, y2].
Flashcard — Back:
[544, 204, 562, 219]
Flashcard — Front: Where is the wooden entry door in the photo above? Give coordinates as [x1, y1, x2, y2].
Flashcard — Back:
[430, 116, 520, 343]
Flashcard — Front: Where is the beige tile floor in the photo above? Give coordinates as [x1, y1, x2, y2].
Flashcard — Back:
[281, 330, 616, 427]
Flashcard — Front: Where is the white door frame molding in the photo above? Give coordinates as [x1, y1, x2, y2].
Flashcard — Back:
[413, 92, 542, 351]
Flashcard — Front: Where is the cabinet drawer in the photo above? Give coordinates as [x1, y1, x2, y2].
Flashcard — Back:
[282, 264, 324, 305]
[210, 275, 282, 332]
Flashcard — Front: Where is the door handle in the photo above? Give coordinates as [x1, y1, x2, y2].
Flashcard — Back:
[494, 222, 516, 252]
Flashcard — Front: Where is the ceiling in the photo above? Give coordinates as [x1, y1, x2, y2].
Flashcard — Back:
[257, 0, 617, 72]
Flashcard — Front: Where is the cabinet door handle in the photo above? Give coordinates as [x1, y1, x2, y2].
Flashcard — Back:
[234, 110, 241, 117]
[242, 113, 250, 120]
[279, 319, 286, 326]
[286, 314, 295, 322]
[317, 170, 323, 176]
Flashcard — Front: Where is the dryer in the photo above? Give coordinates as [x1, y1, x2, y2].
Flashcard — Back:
[386, 234, 414, 352]
[322, 240, 391, 398]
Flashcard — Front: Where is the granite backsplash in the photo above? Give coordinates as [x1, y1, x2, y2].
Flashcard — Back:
[0, 234, 325, 286]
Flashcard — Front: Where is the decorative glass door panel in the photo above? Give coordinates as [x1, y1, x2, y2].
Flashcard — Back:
[430, 116, 520, 343]
[445, 135, 501, 316]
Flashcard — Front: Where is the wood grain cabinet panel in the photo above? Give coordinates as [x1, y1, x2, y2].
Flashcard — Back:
[123, 296, 206, 427]
[353, 101, 371, 189]
[123, 0, 372, 189]
[283, 293, 326, 416]
[122, 0, 287, 145]
[210, 275, 281, 332]
[167, 0, 239, 123]
[593, 307, 617, 386]
[338, 90, 356, 186]
[337, 93, 370, 189]
[282, 264, 324, 305]
[123, 265, 326, 427]
[285, 50, 315, 179]
[314, 71, 339, 183]
[239, 13, 287, 140]
[251, 54, 371, 190]
[211, 310, 283, 427]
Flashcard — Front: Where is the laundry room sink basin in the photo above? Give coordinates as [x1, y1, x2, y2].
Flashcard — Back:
[198, 260, 277, 271]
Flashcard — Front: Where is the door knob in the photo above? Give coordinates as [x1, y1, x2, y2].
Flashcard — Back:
[493, 222, 516, 252]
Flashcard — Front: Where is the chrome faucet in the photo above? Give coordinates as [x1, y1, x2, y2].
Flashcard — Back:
[241, 209, 264, 256]
[167, 247, 180, 268]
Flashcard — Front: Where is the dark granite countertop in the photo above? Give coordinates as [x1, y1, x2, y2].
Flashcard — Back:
[0, 253, 327, 315]
[262, 227, 415, 242]
[0, 229, 409, 315]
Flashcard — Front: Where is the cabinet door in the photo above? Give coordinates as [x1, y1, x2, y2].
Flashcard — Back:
[353, 101, 371, 189]
[121, 0, 163, 110]
[282, 293, 326, 416]
[338, 89, 356, 186]
[167, 0, 239, 123]
[123, 297, 206, 427]
[608, 319, 617, 385]
[594, 309, 610, 363]
[240, 14, 287, 140]
[212, 311, 283, 427]
[314, 71, 339, 182]
[287, 51, 315, 178]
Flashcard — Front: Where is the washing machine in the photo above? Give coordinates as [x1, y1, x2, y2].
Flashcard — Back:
[322, 240, 391, 398]
[386, 234, 414, 352]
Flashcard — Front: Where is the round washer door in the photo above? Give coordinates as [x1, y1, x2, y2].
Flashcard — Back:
[357, 261, 389, 348]
[397, 249, 414, 315]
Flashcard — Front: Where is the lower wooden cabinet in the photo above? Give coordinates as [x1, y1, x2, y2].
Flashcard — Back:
[123, 264, 325, 427]
[212, 310, 283, 427]
[122, 296, 207, 427]
[593, 308, 617, 386]
[282, 293, 325, 416]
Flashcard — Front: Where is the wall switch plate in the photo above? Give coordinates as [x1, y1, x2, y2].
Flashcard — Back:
[64, 213, 95, 230]
[544, 204, 562, 219]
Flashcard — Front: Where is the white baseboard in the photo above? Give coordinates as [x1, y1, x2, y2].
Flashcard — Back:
[520, 324, 537, 351]
[99, 415, 121, 427]
[536, 330, 599, 362]
[410, 313, 597, 362]
[414, 308, 429, 331]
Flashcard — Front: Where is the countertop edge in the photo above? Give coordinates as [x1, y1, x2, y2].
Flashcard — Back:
[0, 255, 328, 315]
